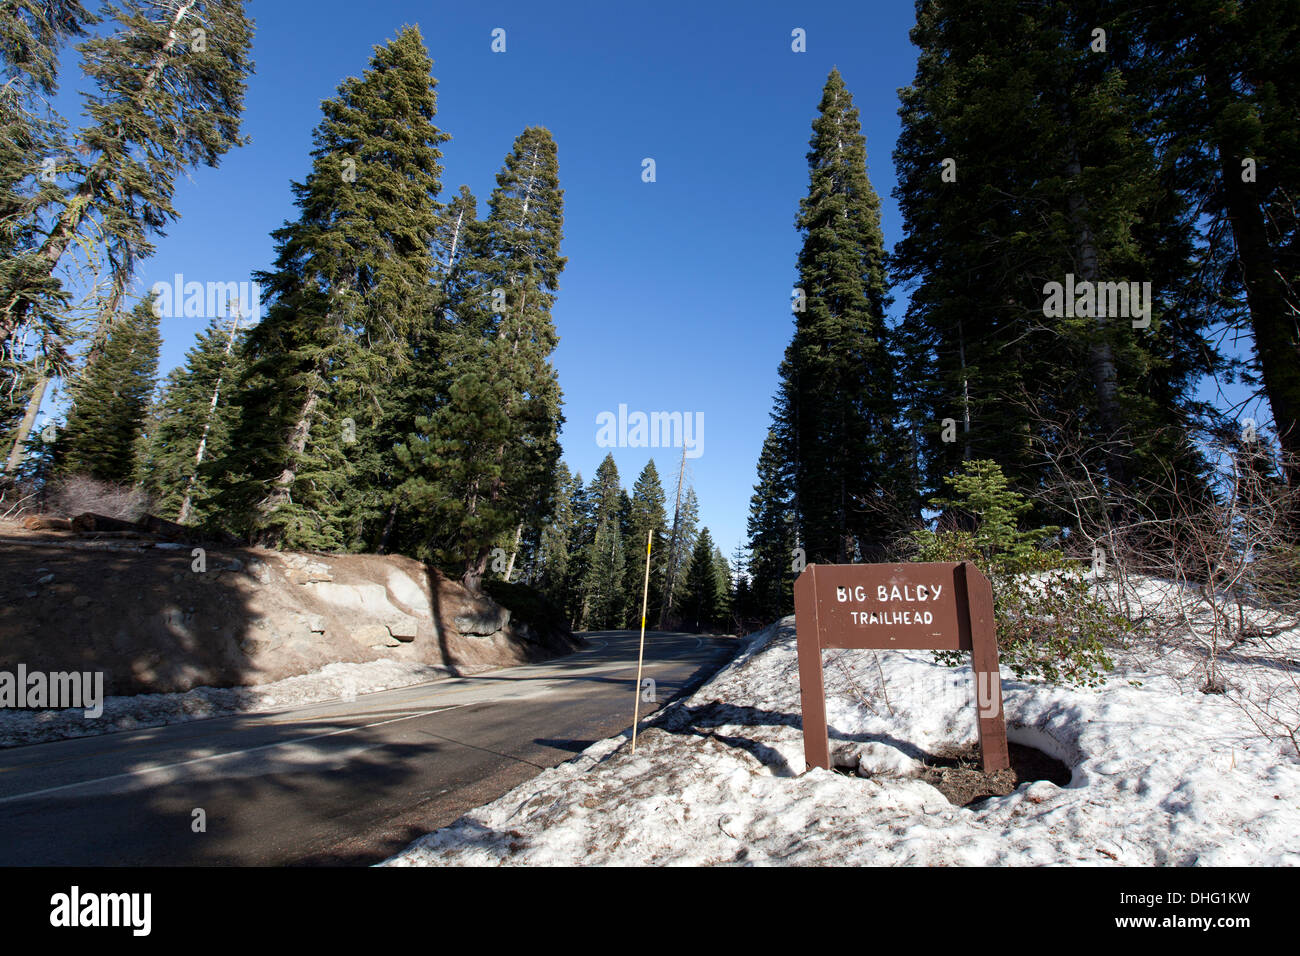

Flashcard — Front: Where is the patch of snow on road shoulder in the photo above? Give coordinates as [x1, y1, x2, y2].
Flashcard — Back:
[0, 659, 453, 749]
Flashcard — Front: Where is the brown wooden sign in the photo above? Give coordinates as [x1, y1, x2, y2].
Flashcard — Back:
[794, 561, 1009, 773]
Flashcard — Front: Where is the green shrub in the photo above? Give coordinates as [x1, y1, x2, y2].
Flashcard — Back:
[911, 460, 1118, 686]
[482, 578, 570, 637]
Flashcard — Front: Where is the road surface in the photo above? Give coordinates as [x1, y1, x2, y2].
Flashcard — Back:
[0, 630, 735, 866]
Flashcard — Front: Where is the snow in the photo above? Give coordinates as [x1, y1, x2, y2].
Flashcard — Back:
[0, 658, 452, 749]
[384, 576, 1300, 866]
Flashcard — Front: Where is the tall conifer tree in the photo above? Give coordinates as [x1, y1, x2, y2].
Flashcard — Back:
[51, 297, 159, 483]
[621, 459, 668, 627]
[681, 526, 722, 632]
[663, 485, 699, 620]
[576, 454, 625, 628]
[537, 461, 577, 604]
[369, 185, 487, 554]
[399, 127, 566, 589]
[746, 429, 797, 622]
[215, 26, 448, 549]
[770, 69, 907, 565]
[138, 313, 244, 521]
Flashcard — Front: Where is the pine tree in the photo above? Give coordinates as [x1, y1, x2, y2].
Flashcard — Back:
[770, 68, 909, 566]
[730, 539, 755, 631]
[214, 26, 448, 549]
[574, 454, 624, 627]
[658, 449, 688, 626]
[680, 526, 721, 632]
[137, 313, 245, 521]
[891, 0, 1219, 522]
[663, 485, 699, 621]
[562, 469, 592, 626]
[621, 459, 669, 627]
[400, 127, 566, 590]
[587, 455, 621, 522]
[52, 297, 159, 483]
[0, 1, 95, 363]
[3, 0, 254, 472]
[581, 512, 626, 630]
[537, 461, 576, 604]
[711, 543, 733, 629]
[746, 428, 797, 622]
[368, 185, 486, 554]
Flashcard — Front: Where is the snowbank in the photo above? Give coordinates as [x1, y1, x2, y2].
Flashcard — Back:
[0, 658, 451, 749]
[385, 586, 1300, 866]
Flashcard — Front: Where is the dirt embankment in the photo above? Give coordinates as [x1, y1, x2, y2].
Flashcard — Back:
[0, 519, 581, 695]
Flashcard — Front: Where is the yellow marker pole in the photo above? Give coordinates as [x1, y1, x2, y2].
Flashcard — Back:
[631, 528, 653, 753]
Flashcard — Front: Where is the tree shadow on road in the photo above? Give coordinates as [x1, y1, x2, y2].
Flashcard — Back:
[0, 709, 445, 866]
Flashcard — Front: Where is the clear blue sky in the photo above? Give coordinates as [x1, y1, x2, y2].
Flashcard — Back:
[48, 1, 1260, 556]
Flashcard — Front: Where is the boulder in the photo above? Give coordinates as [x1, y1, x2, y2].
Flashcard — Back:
[386, 618, 419, 642]
[306, 581, 389, 613]
[71, 512, 142, 534]
[22, 515, 73, 532]
[453, 605, 511, 637]
[353, 623, 399, 647]
[386, 568, 431, 616]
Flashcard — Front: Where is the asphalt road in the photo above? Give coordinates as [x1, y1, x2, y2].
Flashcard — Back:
[0, 631, 735, 866]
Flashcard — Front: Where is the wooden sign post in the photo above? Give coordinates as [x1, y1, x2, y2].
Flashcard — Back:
[794, 561, 1009, 773]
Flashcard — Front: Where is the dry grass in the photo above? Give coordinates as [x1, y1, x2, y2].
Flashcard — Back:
[47, 475, 153, 522]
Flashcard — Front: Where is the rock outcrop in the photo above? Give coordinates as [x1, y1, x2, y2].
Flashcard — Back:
[0, 519, 582, 695]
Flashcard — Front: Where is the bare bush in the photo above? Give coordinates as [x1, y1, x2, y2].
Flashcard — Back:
[0, 485, 40, 521]
[48, 475, 153, 523]
[1229, 649, 1300, 758]
[1137, 442, 1300, 691]
[1029, 418, 1300, 756]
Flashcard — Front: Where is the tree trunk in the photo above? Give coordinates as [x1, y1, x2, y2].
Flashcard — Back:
[376, 500, 399, 553]
[1063, 130, 1128, 489]
[1215, 140, 1300, 480]
[178, 312, 240, 524]
[504, 520, 523, 582]
[445, 206, 465, 273]
[3, 372, 49, 475]
[462, 543, 490, 594]
[254, 387, 319, 547]
[659, 444, 687, 626]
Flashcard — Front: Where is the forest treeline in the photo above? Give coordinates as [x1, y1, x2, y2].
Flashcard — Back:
[2, 2, 1297, 636]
